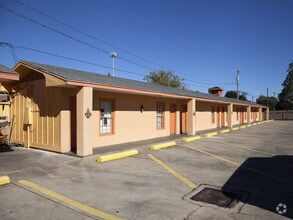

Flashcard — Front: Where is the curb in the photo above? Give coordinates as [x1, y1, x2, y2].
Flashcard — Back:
[182, 136, 201, 143]
[149, 141, 176, 150]
[0, 176, 10, 186]
[239, 125, 247, 129]
[230, 127, 239, 131]
[246, 124, 252, 127]
[219, 129, 230, 134]
[96, 149, 138, 163]
[203, 132, 218, 137]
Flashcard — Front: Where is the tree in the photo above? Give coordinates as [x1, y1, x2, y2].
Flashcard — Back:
[224, 90, 247, 101]
[276, 61, 293, 110]
[144, 70, 186, 89]
[256, 95, 278, 110]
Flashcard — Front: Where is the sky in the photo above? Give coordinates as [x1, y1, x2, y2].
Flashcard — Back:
[0, 0, 293, 101]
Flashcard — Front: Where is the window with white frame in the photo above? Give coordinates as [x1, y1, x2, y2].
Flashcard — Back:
[100, 100, 114, 134]
[157, 103, 164, 129]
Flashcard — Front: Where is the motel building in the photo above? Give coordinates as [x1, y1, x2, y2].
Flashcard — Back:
[0, 61, 269, 157]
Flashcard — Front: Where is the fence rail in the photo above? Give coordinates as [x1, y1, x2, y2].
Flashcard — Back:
[270, 110, 293, 120]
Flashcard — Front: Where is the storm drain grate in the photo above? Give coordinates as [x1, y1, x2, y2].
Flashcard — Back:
[190, 187, 239, 208]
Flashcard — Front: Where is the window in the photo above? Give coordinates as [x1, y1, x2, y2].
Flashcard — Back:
[100, 99, 114, 134]
[236, 108, 239, 120]
[211, 107, 215, 123]
[244, 109, 247, 120]
[157, 103, 165, 129]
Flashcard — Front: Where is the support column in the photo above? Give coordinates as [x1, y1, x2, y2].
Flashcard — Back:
[258, 108, 262, 121]
[247, 106, 251, 124]
[266, 108, 269, 121]
[227, 103, 233, 128]
[76, 87, 93, 156]
[187, 99, 196, 135]
[176, 109, 180, 134]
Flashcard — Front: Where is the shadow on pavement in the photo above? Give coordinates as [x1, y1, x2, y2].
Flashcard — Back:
[0, 144, 13, 153]
[222, 156, 293, 218]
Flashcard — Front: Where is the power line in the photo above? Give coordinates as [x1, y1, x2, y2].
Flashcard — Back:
[1, 42, 219, 92]
[12, 0, 174, 72]
[242, 82, 265, 93]
[11, 0, 225, 86]
[104, 0, 237, 69]
[1, 41, 223, 90]
[0, 5, 109, 53]
[0, 4, 160, 72]
[10, 46, 18, 64]
[1, 4, 238, 90]
[0, 42, 146, 77]
[1, 41, 18, 64]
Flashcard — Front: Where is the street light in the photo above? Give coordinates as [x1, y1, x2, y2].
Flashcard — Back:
[110, 52, 117, 76]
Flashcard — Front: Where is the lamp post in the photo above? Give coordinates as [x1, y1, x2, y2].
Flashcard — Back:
[110, 52, 117, 76]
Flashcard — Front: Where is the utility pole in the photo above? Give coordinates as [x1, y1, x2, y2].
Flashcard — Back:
[110, 52, 117, 76]
[273, 92, 276, 111]
[236, 69, 240, 100]
[266, 88, 269, 107]
[252, 95, 254, 102]
[1, 41, 18, 64]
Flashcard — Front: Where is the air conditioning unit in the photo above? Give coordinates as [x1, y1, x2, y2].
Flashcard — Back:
[0, 94, 9, 102]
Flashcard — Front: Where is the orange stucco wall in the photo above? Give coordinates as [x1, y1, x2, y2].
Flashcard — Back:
[196, 101, 217, 131]
[196, 101, 229, 131]
[232, 105, 250, 126]
[59, 89, 187, 150]
[251, 107, 260, 122]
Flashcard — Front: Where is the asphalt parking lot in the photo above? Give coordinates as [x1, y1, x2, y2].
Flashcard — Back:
[0, 121, 292, 220]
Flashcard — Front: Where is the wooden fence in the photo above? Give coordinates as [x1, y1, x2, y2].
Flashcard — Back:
[269, 110, 293, 120]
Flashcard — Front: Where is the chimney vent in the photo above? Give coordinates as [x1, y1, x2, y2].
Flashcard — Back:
[208, 87, 223, 97]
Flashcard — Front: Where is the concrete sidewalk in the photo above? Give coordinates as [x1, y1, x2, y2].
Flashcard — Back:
[92, 134, 183, 154]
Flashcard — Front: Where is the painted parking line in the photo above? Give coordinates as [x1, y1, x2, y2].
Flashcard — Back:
[183, 145, 239, 166]
[147, 154, 197, 189]
[18, 180, 122, 220]
[208, 140, 274, 156]
[182, 144, 285, 182]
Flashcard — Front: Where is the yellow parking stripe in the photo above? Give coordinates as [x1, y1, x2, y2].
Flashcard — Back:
[183, 144, 285, 182]
[209, 140, 274, 156]
[18, 180, 122, 220]
[147, 154, 197, 189]
[183, 145, 239, 166]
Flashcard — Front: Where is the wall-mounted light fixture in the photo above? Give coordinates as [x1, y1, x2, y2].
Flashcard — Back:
[140, 104, 144, 113]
